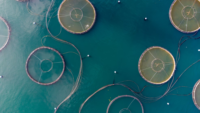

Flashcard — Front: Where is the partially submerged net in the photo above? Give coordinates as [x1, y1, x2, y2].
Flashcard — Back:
[26, 46, 65, 85]
[0, 17, 10, 51]
[192, 79, 200, 110]
[106, 95, 144, 113]
[169, 0, 200, 33]
[58, 0, 96, 34]
[138, 46, 176, 84]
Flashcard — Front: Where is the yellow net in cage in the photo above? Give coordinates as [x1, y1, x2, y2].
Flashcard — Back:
[138, 46, 176, 84]
[58, 0, 96, 34]
[169, 0, 200, 33]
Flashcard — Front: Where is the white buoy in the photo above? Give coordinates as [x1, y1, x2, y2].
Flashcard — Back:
[114, 71, 117, 74]
[167, 102, 169, 105]
[144, 17, 148, 21]
[54, 107, 57, 110]
[86, 24, 89, 28]
[87, 54, 90, 57]
[0, 76, 2, 78]
[118, 0, 120, 3]
[198, 49, 200, 51]
[33, 22, 36, 25]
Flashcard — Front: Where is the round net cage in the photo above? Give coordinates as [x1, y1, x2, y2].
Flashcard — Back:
[106, 95, 144, 113]
[169, 0, 200, 33]
[0, 17, 10, 51]
[58, 0, 96, 34]
[26, 47, 65, 85]
[138, 46, 176, 84]
[192, 79, 200, 110]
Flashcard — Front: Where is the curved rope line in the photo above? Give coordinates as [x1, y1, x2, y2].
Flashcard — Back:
[45, 0, 83, 112]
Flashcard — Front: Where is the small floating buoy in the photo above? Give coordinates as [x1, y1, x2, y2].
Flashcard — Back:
[198, 49, 200, 51]
[118, 0, 121, 3]
[0, 76, 3, 78]
[54, 107, 57, 110]
[144, 17, 148, 21]
[114, 71, 117, 74]
[87, 54, 90, 57]
[167, 102, 169, 105]
[86, 24, 89, 28]
[33, 22, 36, 25]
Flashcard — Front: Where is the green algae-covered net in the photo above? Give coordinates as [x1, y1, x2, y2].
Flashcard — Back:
[26, 47, 65, 85]
[192, 79, 200, 110]
[0, 17, 10, 51]
[58, 0, 96, 34]
[138, 46, 176, 84]
[169, 0, 200, 33]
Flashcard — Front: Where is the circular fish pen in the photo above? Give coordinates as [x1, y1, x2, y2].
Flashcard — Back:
[106, 95, 144, 113]
[58, 0, 96, 34]
[192, 79, 200, 110]
[138, 46, 176, 84]
[169, 0, 200, 33]
[0, 17, 10, 51]
[26, 47, 65, 85]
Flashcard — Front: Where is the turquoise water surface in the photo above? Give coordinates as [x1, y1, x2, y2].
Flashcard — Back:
[0, 0, 200, 113]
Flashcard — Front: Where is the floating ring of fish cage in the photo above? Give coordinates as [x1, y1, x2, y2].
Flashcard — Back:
[138, 46, 176, 84]
[0, 17, 10, 51]
[192, 79, 200, 110]
[169, 0, 200, 33]
[58, 0, 96, 34]
[106, 95, 144, 113]
[26, 47, 65, 85]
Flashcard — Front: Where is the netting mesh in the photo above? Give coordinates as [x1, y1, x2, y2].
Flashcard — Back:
[169, 0, 200, 33]
[192, 79, 200, 110]
[106, 95, 144, 113]
[0, 17, 10, 51]
[58, 0, 96, 34]
[138, 46, 175, 84]
[26, 47, 65, 85]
